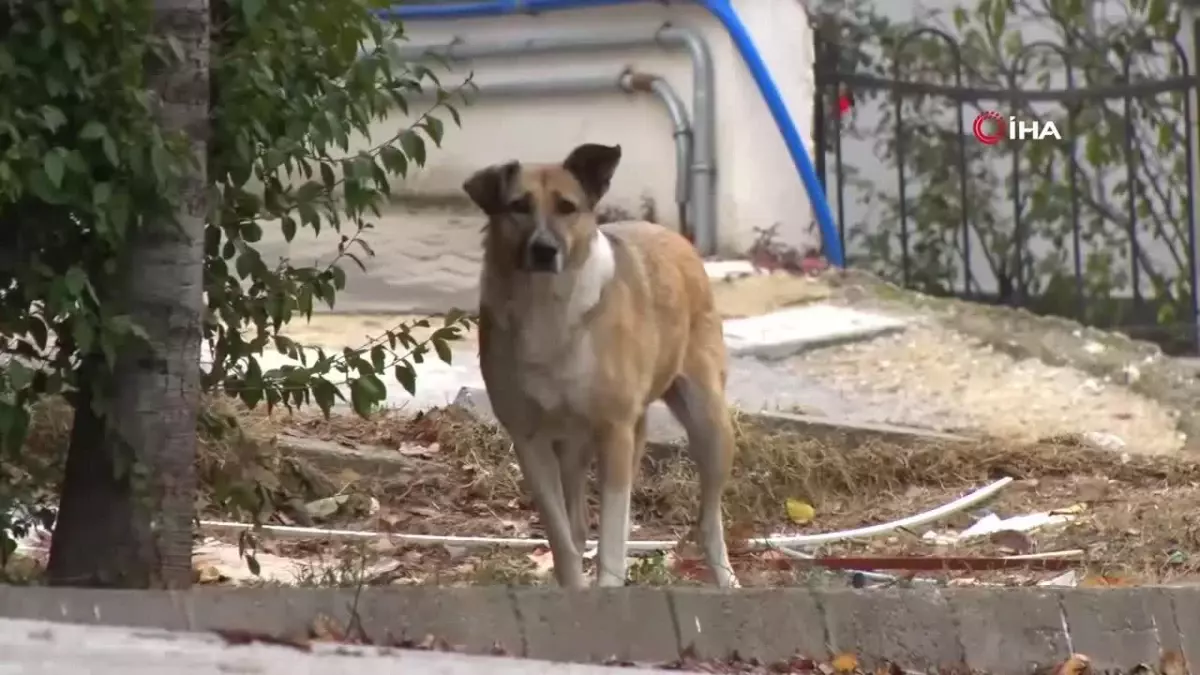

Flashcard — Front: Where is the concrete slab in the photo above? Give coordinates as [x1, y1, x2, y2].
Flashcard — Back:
[274, 433, 438, 478]
[703, 259, 761, 280]
[451, 386, 969, 454]
[0, 616, 674, 674]
[723, 304, 908, 360]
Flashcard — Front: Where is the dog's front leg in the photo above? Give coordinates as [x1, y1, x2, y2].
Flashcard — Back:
[513, 435, 587, 589]
[595, 425, 636, 587]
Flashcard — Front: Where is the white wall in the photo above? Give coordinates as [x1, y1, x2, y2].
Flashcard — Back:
[370, 0, 819, 256]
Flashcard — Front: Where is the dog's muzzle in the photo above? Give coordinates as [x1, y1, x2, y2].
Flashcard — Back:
[524, 232, 563, 273]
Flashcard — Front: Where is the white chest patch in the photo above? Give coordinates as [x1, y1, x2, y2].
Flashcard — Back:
[517, 231, 616, 413]
[565, 231, 616, 324]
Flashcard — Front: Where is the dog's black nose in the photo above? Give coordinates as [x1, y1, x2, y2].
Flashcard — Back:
[525, 238, 561, 272]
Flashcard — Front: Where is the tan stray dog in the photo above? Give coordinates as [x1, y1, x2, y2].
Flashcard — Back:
[462, 143, 739, 589]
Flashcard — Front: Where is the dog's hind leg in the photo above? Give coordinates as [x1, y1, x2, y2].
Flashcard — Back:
[663, 373, 740, 588]
[514, 435, 587, 589]
[556, 439, 592, 555]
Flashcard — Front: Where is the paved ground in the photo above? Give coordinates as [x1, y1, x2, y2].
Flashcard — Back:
[0, 617, 672, 674]
[256, 204, 486, 314]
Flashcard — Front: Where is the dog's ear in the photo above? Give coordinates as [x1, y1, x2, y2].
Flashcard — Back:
[562, 143, 621, 208]
[462, 161, 520, 216]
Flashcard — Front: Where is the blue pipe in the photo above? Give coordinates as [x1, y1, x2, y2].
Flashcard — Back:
[377, 0, 846, 267]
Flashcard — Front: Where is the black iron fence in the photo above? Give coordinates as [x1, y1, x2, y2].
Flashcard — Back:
[812, 19, 1200, 353]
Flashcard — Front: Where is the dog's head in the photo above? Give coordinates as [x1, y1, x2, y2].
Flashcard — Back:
[462, 143, 622, 274]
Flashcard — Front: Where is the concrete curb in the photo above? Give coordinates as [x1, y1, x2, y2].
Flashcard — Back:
[0, 586, 1191, 673]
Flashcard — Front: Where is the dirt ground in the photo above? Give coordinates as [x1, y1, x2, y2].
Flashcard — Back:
[169, 265, 1200, 590]
[178, 401, 1200, 590]
[12, 267, 1200, 594]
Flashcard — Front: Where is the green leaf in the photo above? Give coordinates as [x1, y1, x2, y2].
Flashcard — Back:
[72, 316, 95, 354]
[394, 362, 416, 395]
[432, 337, 452, 364]
[422, 116, 445, 147]
[93, 182, 112, 206]
[349, 376, 385, 417]
[379, 146, 408, 176]
[242, 221, 263, 243]
[5, 361, 34, 390]
[41, 106, 66, 132]
[310, 378, 342, 417]
[80, 121, 107, 140]
[235, 250, 257, 278]
[281, 217, 297, 242]
[102, 135, 120, 167]
[398, 130, 426, 166]
[64, 266, 88, 296]
[43, 150, 64, 189]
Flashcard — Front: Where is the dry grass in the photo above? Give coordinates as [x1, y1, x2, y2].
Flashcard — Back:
[15, 395, 337, 524]
[18, 395, 1200, 587]
[266, 404, 1200, 586]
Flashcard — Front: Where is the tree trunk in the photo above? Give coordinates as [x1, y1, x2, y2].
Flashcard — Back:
[46, 0, 210, 588]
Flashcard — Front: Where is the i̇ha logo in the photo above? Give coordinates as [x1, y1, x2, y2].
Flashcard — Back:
[972, 110, 1061, 144]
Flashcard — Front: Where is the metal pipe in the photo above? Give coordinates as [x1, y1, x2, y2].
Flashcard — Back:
[388, 24, 719, 254]
[415, 70, 694, 228]
[377, 0, 847, 267]
[622, 71, 692, 238]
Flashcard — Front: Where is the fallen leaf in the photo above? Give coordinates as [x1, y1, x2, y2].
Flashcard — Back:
[195, 565, 224, 584]
[831, 653, 858, 673]
[216, 629, 312, 652]
[674, 530, 704, 560]
[527, 547, 555, 577]
[1079, 575, 1134, 588]
[368, 537, 397, 555]
[1075, 478, 1110, 503]
[304, 495, 350, 520]
[875, 663, 904, 675]
[1161, 650, 1188, 675]
[398, 443, 437, 457]
[725, 521, 757, 555]
[1053, 654, 1092, 675]
[1050, 503, 1088, 516]
[990, 529, 1034, 554]
[309, 614, 346, 642]
[785, 498, 816, 525]
[669, 554, 709, 582]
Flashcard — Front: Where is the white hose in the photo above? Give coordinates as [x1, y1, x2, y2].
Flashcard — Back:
[200, 477, 1012, 551]
[761, 477, 1012, 548]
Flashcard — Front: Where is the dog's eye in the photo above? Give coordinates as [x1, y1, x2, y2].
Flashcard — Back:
[508, 196, 532, 214]
[555, 198, 577, 215]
